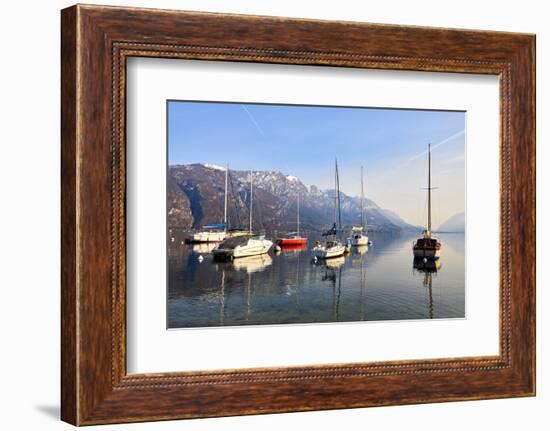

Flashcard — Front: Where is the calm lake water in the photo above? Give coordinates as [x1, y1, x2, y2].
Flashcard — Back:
[167, 231, 465, 328]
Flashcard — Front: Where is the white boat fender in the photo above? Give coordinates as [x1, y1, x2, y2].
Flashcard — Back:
[274, 245, 282, 252]
[198, 255, 204, 263]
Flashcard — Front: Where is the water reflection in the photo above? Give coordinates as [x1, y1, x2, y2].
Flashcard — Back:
[279, 243, 307, 253]
[413, 257, 442, 273]
[354, 244, 369, 255]
[168, 231, 465, 328]
[322, 256, 346, 269]
[192, 242, 217, 254]
[232, 254, 273, 273]
[413, 257, 442, 319]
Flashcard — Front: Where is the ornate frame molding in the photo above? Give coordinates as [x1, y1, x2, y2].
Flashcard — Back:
[61, 5, 535, 425]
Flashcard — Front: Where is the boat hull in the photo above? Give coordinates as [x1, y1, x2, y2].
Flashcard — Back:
[189, 231, 227, 243]
[413, 235, 442, 260]
[213, 239, 273, 259]
[276, 237, 307, 246]
[278, 243, 307, 252]
[413, 248, 441, 259]
[312, 244, 346, 259]
[350, 235, 369, 246]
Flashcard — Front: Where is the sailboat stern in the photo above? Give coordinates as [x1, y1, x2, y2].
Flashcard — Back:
[413, 237, 442, 260]
[350, 229, 369, 246]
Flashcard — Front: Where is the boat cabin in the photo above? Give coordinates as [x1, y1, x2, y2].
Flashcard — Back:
[414, 237, 441, 250]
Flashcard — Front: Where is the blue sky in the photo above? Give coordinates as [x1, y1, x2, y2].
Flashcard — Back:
[168, 101, 465, 227]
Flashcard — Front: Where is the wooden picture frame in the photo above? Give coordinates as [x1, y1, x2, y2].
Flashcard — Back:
[61, 4, 535, 425]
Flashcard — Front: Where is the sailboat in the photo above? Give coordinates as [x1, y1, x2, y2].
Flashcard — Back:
[213, 170, 273, 260]
[413, 144, 442, 260]
[189, 163, 230, 243]
[350, 166, 369, 246]
[276, 193, 307, 247]
[312, 159, 346, 259]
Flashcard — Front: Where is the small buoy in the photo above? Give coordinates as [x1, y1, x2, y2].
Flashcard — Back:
[423, 257, 428, 263]
[198, 255, 204, 263]
[274, 245, 281, 252]
[313, 256, 318, 263]
[368, 241, 373, 246]
[170, 237, 175, 243]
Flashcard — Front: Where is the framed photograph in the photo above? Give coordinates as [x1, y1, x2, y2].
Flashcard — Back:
[61, 4, 535, 425]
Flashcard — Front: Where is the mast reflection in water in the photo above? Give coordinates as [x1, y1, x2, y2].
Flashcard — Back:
[413, 257, 442, 319]
[168, 231, 465, 328]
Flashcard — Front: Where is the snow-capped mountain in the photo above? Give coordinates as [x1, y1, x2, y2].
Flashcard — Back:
[168, 163, 416, 232]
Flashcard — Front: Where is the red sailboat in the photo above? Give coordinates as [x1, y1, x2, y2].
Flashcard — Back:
[276, 193, 307, 247]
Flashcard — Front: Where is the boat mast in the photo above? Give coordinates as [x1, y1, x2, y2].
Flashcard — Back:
[360, 166, 364, 229]
[427, 144, 432, 237]
[336, 159, 342, 230]
[249, 170, 253, 233]
[224, 163, 228, 231]
[297, 193, 300, 236]
[334, 159, 337, 228]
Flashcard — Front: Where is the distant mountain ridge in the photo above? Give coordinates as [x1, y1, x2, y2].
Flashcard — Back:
[437, 212, 465, 232]
[168, 163, 418, 233]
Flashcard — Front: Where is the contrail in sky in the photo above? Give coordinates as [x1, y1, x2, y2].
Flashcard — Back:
[392, 129, 465, 172]
[241, 105, 266, 137]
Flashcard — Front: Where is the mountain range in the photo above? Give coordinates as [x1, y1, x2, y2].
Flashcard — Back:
[436, 212, 465, 233]
[168, 164, 419, 233]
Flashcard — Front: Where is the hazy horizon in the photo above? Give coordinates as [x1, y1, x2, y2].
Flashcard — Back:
[168, 101, 465, 227]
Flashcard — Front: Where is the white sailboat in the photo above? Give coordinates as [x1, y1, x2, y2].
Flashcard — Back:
[189, 228, 227, 243]
[350, 166, 369, 246]
[189, 163, 230, 243]
[213, 170, 273, 260]
[313, 159, 346, 259]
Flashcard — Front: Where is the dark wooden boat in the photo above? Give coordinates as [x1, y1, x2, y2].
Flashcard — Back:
[413, 144, 442, 260]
